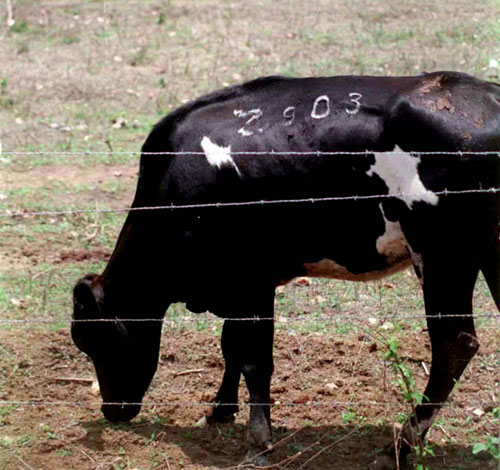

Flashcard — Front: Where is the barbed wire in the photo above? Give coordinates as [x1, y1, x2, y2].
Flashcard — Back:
[2, 150, 500, 157]
[0, 311, 498, 325]
[1, 187, 498, 218]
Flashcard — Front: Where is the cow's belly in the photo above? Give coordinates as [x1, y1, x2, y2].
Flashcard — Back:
[303, 256, 412, 281]
[303, 218, 411, 281]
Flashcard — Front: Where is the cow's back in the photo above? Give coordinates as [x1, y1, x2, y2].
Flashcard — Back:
[126, 72, 499, 314]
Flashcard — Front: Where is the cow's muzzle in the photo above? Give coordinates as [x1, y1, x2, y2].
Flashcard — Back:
[101, 402, 141, 423]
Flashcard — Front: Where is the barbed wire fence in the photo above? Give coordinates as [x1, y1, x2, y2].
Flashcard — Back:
[1, 149, 498, 451]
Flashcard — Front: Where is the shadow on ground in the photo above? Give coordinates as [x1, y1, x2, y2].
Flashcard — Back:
[79, 418, 492, 469]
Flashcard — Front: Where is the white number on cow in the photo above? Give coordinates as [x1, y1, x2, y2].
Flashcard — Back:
[234, 108, 263, 137]
[311, 95, 330, 119]
[283, 106, 296, 126]
[346, 92, 363, 115]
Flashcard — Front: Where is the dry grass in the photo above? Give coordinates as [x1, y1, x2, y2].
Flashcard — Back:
[0, 0, 498, 153]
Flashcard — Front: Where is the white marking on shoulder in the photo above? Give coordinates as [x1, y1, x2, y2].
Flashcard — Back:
[200, 136, 241, 176]
[366, 146, 438, 209]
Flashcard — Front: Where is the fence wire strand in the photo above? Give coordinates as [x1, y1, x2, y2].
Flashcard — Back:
[2, 150, 500, 156]
[2, 187, 499, 218]
[0, 311, 498, 324]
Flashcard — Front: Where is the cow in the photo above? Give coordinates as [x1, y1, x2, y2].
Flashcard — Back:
[72, 71, 500, 469]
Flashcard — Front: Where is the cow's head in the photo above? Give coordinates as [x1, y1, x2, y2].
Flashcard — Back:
[71, 274, 163, 423]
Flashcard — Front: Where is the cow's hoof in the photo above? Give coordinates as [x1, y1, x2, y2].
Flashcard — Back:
[248, 454, 268, 467]
[245, 442, 273, 467]
[367, 453, 398, 470]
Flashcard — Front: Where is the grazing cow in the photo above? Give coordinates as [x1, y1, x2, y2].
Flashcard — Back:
[72, 72, 499, 469]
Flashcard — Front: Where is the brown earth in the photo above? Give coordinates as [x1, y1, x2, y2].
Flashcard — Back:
[0, 304, 497, 470]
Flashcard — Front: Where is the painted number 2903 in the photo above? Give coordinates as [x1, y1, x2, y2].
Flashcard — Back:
[234, 92, 363, 137]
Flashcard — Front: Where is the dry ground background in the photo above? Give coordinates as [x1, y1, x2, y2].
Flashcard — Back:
[0, 1, 499, 469]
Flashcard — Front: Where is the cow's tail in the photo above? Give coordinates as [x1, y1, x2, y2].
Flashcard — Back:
[479, 229, 500, 312]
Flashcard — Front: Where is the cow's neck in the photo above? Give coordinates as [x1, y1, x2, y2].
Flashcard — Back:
[99, 214, 168, 317]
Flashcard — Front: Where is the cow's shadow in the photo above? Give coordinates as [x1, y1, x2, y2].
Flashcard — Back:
[79, 418, 491, 469]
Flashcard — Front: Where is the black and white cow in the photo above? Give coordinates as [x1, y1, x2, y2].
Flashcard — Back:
[72, 72, 500, 469]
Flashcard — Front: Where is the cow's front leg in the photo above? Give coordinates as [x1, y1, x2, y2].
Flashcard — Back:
[197, 320, 241, 426]
[369, 257, 480, 470]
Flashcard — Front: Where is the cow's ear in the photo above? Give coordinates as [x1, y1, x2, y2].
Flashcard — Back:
[73, 275, 103, 319]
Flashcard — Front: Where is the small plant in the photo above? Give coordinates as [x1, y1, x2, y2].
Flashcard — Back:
[18, 434, 31, 446]
[151, 413, 165, 425]
[157, 12, 166, 25]
[61, 36, 80, 45]
[287, 442, 303, 453]
[0, 78, 13, 107]
[472, 434, 500, 460]
[9, 19, 28, 33]
[341, 409, 357, 424]
[383, 338, 433, 470]
[40, 423, 57, 440]
[472, 407, 499, 460]
[57, 448, 71, 457]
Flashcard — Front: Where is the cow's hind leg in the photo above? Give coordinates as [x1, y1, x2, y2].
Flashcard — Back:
[240, 315, 274, 464]
[198, 320, 242, 426]
[370, 257, 480, 470]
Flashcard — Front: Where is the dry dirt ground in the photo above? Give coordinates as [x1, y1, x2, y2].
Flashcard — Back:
[0, 318, 498, 470]
[0, 1, 499, 470]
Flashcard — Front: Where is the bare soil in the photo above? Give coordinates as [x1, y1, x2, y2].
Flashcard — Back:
[0, 320, 498, 470]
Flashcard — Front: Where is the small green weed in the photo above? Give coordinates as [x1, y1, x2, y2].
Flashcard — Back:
[383, 339, 433, 470]
[341, 409, 357, 424]
[40, 423, 57, 440]
[157, 12, 166, 25]
[9, 19, 29, 33]
[0, 77, 14, 107]
[472, 434, 499, 460]
[472, 407, 499, 459]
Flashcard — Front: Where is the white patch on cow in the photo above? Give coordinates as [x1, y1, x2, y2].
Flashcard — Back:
[200, 136, 241, 176]
[376, 204, 407, 260]
[366, 146, 439, 209]
[311, 95, 330, 119]
[237, 128, 253, 137]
